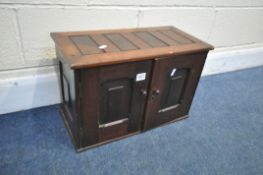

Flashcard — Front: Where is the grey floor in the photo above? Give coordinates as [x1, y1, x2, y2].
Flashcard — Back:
[0, 66, 263, 175]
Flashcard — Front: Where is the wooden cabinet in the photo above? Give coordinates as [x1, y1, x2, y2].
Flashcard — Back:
[51, 26, 213, 152]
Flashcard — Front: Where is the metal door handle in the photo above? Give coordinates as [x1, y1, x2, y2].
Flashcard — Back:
[140, 89, 147, 96]
[151, 89, 160, 100]
[153, 89, 160, 95]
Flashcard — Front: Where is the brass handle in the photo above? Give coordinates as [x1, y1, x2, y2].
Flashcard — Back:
[153, 89, 160, 95]
[140, 89, 147, 96]
[151, 89, 160, 100]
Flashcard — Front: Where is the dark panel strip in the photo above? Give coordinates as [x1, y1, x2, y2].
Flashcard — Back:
[90, 34, 120, 53]
[134, 31, 168, 48]
[105, 33, 138, 51]
[121, 32, 152, 49]
[149, 31, 179, 46]
[70, 36, 103, 55]
[160, 30, 193, 44]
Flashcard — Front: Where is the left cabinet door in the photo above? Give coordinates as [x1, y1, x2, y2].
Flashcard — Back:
[80, 61, 152, 147]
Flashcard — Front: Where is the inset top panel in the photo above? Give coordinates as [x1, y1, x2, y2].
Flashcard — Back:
[51, 26, 213, 69]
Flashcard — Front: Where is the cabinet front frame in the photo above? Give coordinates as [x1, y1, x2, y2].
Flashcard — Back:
[58, 51, 209, 150]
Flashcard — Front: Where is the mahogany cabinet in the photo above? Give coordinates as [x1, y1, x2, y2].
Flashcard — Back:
[51, 26, 213, 152]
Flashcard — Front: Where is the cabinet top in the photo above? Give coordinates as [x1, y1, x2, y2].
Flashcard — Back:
[51, 26, 213, 69]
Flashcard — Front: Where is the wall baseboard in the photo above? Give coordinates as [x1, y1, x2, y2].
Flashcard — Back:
[203, 45, 263, 76]
[0, 46, 263, 115]
[0, 66, 60, 115]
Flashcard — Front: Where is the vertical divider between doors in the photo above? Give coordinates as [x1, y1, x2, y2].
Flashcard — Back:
[141, 58, 159, 131]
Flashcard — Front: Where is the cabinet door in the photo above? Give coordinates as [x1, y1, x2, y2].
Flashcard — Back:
[144, 52, 207, 130]
[80, 61, 152, 147]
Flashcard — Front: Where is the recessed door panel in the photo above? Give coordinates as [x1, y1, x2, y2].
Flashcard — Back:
[160, 68, 189, 110]
[144, 52, 208, 130]
[100, 79, 132, 124]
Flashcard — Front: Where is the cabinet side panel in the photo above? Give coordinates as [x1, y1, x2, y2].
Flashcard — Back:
[57, 47, 80, 148]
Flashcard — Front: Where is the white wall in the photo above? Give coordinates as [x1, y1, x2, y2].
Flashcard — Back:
[0, 0, 263, 114]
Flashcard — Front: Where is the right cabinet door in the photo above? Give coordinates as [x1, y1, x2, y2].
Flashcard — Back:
[144, 52, 208, 130]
